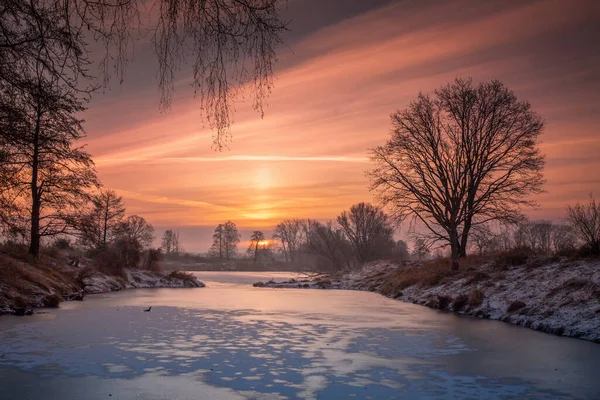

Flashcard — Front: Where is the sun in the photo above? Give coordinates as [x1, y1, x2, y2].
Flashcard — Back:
[254, 166, 273, 190]
[258, 239, 270, 247]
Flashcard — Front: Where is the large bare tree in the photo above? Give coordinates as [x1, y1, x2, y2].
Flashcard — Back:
[0, 0, 287, 148]
[369, 79, 545, 269]
[0, 77, 98, 256]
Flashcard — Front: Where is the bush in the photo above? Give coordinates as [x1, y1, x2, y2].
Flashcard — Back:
[452, 294, 468, 311]
[468, 288, 484, 307]
[496, 247, 530, 266]
[143, 248, 163, 271]
[507, 300, 526, 313]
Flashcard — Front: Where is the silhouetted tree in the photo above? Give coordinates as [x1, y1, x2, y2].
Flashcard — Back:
[162, 229, 179, 254]
[567, 195, 600, 254]
[247, 230, 266, 262]
[116, 215, 154, 250]
[0, 77, 98, 256]
[0, 0, 287, 148]
[210, 224, 225, 258]
[223, 221, 240, 259]
[369, 78, 545, 269]
[303, 221, 355, 271]
[78, 189, 126, 248]
[412, 238, 430, 261]
[337, 202, 395, 263]
[551, 224, 576, 254]
[210, 221, 239, 259]
[273, 219, 303, 262]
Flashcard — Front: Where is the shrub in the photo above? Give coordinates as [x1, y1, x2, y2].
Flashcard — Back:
[42, 293, 62, 308]
[496, 248, 530, 266]
[468, 288, 484, 307]
[452, 294, 468, 311]
[466, 271, 491, 285]
[507, 300, 526, 313]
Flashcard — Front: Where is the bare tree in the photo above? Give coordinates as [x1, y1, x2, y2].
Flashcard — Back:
[337, 202, 395, 263]
[567, 195, 600, 254]
[247, 230, 266, 262]
[162, 229, 176, 254]
[77, 189, 126, 249]
[411, 238, 430, 261]
[223, 221, 240, 259]
[0, 77, 99, 256]
[0, 0, 287, 148]
[273, 219, 303, 262]
[369, 78, 545, 269]
[303, 221, 355, 271]
[551, 224, 576, 254]
[172, 230, 181, 254]
[210, 221, 239, 259]
[210, 224, 225, 258]
[116, 215, 154, 249]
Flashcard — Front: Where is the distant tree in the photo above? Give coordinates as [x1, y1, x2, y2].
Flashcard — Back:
[210, 224, 225, 258]
[551, 224, 576, 254]
[116, 215, 155, 250]
[0, 77, 99, 256]
[78, 189, 126, 249]
[0, 0, 287, 148]
[567, 195, 600, 254]
[210, 221, 239, 259]
[530, 220, 553, 254]
[172, 230, 181, 254]
[412, 238, 430, 261]
[273, 219, 303, 262]
[369, 78, 545, 269]
[337, 202, 395, 263]
[223, 221, 240, 259]
[392, 240, 410, 261]
[162, 229, 177, 254]
[303, 221, 355, 271]
[247, 230, 266, 262]
[470, 224, 500, 255]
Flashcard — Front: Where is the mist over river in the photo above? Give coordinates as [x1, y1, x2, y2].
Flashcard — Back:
[0, 271, 599, 399]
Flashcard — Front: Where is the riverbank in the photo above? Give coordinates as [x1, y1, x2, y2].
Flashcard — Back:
[0, 252, 205, 316]
[254, 256, 600, 342]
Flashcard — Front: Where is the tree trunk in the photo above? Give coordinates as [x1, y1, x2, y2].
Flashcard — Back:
[28, 102, 42, 257]
[102, 207, 108, 246]
[458, 223, 471, 258]
[449, 228, 460, 271]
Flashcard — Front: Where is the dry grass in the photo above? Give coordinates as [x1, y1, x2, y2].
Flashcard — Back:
[0, 252, 80, 312]
[546, 278, 593, 298]
[374, 255, 496, 295]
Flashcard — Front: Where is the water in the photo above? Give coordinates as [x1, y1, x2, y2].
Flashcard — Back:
[0, 271, 599, 399]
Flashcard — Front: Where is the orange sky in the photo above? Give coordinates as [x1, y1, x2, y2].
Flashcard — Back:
[82, 0, 600, 251]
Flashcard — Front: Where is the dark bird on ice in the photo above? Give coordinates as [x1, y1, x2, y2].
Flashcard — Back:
[143, 306, 152, 312]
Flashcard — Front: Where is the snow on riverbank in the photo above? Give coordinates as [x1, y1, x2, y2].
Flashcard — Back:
[254, 258, 600, 342]
[0, 253, 205, 316]
[81, 269, 205, 294]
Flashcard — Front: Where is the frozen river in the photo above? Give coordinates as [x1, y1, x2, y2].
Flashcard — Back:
[0, 271, 599, 399]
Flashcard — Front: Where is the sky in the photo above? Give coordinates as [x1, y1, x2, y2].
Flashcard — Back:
[81, 0, 600, 252]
